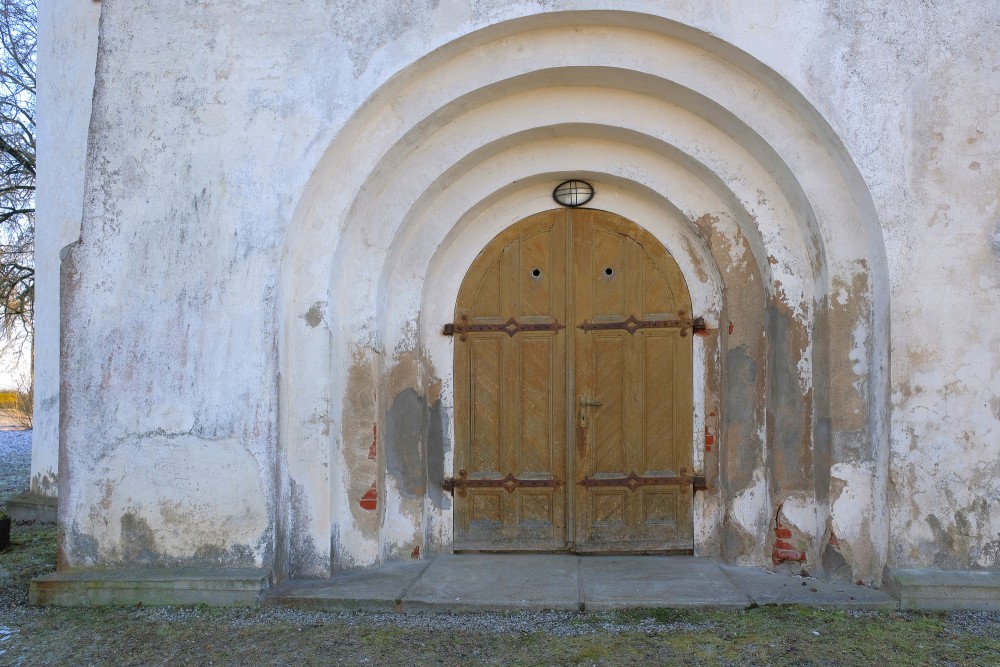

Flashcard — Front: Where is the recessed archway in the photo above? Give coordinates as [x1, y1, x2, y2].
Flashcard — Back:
[277, 10, 889, 582]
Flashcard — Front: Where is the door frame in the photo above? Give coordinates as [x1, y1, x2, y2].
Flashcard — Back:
[447, 207, 706, 554]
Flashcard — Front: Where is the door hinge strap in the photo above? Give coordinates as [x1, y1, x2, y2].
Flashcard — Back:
[443, 470, 563, 496]
[578, 315, 708, 337]
[443, 317, 565, 341]
[578, 471, 707, 491]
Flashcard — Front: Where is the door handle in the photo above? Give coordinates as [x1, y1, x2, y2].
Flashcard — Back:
[579, 396, 602, 427]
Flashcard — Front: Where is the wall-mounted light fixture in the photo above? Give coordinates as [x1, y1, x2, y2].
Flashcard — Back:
[552, 180, 595, 208]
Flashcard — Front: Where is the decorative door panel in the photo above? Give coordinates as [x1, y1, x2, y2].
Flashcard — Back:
[453, 210, 568, 550]
[452, 208, 692, 552]
[572, 209, 693, 552]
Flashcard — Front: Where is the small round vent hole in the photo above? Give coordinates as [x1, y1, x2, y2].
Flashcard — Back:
[531, 268, 541, 277]
[604, 267, 614, 276]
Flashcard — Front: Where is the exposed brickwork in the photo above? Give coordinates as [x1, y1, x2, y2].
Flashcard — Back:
[704, 412, 718, 452]
[359, 481, 377, 511]
[772, 517, 807, 564]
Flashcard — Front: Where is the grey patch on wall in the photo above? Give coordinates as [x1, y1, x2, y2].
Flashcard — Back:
[822, 543, 851, 580]
[193, 544, 230, 563]
[304, 302, 324, 328]
[191, 543, 260, 568]
[822, 538, 854, 582]
[980, 540, 1000, 569]
[723, 518, 754, 562]
[120, 512, 159, 564]
[813, 417, 832, 503]
[924, 512, 990, 571]
[385, 388, 426, 499]
[724, 344, 760, 480]
[253, 529, 274, 570]
[765, 305, 808, 492]
[66, 524, 100, 566]
[229, 543, 259, 567]
[425, 397, 448, 510]
[31, 472, 58, 496]
[330, 524, 340, 573]
[990, 397, 1000, 423]
[289, 479, 326, 577]
[991, 218, 1000, 259]
[329, 0, 425, 78]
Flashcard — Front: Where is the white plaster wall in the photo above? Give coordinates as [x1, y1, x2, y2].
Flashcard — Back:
[38, 0, 1000, 574]
[789, 0, 1000, 570]
[32, 0, 103, 496]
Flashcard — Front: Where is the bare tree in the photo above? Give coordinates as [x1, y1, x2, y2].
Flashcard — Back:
[0, 0, 34, 370]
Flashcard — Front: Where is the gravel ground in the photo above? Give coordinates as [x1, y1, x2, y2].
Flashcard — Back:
[1, 429, 54, 614]
[0, 428, 30, 506]
[0, 603, 996, 666]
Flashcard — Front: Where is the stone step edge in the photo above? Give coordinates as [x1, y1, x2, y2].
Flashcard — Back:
[30, 568, 272, 607]
[884, 568, 1000, 610]
[4, 491, 58, 522]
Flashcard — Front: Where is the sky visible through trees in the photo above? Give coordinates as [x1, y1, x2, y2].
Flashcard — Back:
[0, 0, 33, 391]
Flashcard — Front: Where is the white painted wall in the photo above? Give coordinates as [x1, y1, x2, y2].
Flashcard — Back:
[32, 0, 102, 495]
[36, 0, 1000, 576]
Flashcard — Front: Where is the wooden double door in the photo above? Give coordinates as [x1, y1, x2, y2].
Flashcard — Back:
[451, 209, 693, 552]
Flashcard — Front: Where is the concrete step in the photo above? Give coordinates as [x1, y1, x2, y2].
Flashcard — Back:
[5, 492, 57, 523]
[30, 568, 272, 606]
[263, 555, 899, 612]
[885, 568, 1000, 610]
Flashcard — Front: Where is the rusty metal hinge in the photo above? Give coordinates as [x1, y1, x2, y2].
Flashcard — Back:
[445, 315, 711, 339]
[578, 471, 692, 490]
[443, 469, 564, 497]
[578, 314, 709, 337]
[576, 468, 707, 492]
[443, 316, 565, 341]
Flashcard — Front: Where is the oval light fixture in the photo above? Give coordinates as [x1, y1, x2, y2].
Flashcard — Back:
[552, 180, 595, 208]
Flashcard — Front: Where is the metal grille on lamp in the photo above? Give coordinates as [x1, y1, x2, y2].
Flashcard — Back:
[553, 180, 595, 207]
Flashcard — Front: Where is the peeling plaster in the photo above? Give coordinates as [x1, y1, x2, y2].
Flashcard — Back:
[43, 4, 969, 585]
[728, 471, 770, 564]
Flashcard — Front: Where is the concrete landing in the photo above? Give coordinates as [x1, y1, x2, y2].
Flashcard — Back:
[266, 555, 898, 612]
[5, 492, 57, 523]
[30, 568, 272, 607]
[885, 568, 1000, 611]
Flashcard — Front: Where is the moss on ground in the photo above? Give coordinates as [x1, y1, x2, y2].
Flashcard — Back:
[1, 602, 997, 666]
[0, 520, 57, 607]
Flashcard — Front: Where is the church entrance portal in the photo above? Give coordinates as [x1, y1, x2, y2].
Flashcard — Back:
[450, 209, 695, 553]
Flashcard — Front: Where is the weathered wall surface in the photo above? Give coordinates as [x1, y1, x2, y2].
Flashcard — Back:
[792, 0, 1000, 571]
[56, 0, 336, 566]
[39, 0, 999, 576]
[843, 3, 1000, 571]
[32, 0, 103, 496]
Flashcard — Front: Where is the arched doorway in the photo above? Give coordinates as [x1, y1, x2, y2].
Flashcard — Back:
[450, 209, 695, 553]
[278, 10, 889, 581]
